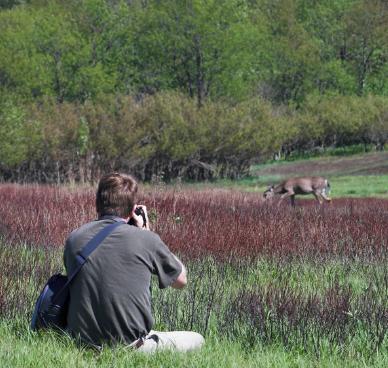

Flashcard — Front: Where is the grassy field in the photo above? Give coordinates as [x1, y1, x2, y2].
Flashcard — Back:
[3, 322, 388, 368]
[1, 152, 388, 367]
[186, 151, 388, 200]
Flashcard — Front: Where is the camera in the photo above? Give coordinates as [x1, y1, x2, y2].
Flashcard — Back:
[128, 207, 147, 228]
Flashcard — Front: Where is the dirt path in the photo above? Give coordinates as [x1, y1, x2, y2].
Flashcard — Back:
[253, 152, 388, 178]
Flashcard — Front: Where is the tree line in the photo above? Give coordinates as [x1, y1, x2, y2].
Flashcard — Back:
[0, 0, 388, 183]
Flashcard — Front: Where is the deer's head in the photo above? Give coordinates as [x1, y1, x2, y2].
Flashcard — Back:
[263, 185, 274, 200]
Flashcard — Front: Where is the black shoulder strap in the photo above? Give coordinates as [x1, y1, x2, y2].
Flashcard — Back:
[52, 220, 125, 304]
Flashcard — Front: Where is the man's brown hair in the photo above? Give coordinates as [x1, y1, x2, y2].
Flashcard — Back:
[96, 172, 138, 218]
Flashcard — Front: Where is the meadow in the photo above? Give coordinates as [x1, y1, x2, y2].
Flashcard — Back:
[1, 170, 388, 367]
[190, 151, 388, 200]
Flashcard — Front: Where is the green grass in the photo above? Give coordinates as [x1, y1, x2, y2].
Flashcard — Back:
[178, 257, 374, 298]
[182, 151, 388, 199]
[252, 257, 370, 296]
[329, 175, 388, 198]
[4, 247, 388, 367]
[4, 255, 387, 367]
[2, 319, 388, 368]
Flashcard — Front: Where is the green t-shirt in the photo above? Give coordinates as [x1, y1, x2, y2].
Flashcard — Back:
[63, 218, 182, 345]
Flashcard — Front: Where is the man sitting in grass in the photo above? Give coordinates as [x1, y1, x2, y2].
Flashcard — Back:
[63, 172, 204, 352]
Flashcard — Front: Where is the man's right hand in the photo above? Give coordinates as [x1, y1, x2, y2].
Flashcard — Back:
[131, 205, 150, 230]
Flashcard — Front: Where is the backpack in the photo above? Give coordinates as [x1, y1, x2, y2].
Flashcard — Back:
[30, 219, 125, 331]
[30, 274, 70, 331]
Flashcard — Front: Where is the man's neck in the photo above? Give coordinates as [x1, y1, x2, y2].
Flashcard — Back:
[98, 214, 129, 223]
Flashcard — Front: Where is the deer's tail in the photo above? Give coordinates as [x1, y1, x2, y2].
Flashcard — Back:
[326, 180, 331, 194]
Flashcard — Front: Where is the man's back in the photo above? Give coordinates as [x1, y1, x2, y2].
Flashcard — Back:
[63, 217, 182, 345]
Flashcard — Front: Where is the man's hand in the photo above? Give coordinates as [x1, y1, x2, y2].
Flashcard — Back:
[131, 205, 150, 230]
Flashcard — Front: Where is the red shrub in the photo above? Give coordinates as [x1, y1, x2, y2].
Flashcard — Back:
[1, 184, 387, 262]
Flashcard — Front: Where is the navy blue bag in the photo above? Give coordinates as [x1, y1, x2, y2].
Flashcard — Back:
[31, 219, 125, 331]
[30, 274, 70, 330]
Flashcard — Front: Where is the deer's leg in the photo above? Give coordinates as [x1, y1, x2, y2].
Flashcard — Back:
[313, 193, 323, 204]
[290, 194, 295, 207]
[278, 191, 295, 206]
[321, 192, 332, 204]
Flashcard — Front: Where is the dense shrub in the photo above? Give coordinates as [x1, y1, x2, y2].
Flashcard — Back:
[282, 95, 388, 157]
[0, 92, 284, 183]
[1, 92, 387, 184]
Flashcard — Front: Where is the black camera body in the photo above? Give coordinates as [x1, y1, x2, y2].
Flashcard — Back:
[128, 207, 147, 228]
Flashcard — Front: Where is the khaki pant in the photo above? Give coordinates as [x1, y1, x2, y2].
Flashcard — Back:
[67, 326, 204, 353]
[137, 330, 205, 353]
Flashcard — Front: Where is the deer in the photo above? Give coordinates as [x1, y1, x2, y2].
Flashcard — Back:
[263, 176, 332, 207]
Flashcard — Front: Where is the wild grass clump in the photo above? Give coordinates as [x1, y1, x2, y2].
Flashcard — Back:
[1, 183, 388, 359]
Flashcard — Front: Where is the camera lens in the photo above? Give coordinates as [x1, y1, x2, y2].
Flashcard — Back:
[129, 207, 146, 227]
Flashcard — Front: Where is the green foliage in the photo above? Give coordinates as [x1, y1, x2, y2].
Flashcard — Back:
[0, 101, 29, 165]
[135, 0, 257, 104]
[0, 0, 25, 10]
[248, 0, 322, 105]
[357, 94, 388, 150]
[77, 117, 89, 156]
[0, 0, 137, 102]
[2, 0, 388, 104]
[197, 97, 284, 171]
[279, 94, 388, 158]
[340, 0, 388, 96]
